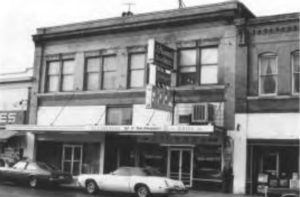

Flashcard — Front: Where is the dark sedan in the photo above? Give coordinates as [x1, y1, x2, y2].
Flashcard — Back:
[0, 160, 73, 188]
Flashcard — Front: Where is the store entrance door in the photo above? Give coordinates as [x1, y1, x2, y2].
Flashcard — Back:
[62, 144, 83, 176]
[168, 148, 193, 187]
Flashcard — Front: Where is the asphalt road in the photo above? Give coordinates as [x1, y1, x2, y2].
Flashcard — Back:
[0, 183, 126, 197]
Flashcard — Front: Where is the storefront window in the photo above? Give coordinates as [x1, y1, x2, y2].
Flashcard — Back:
[193, 145, 222, 180]
[82, 143, 100, 174]
[253, 146, 299, 193]
[139, 144, 167, 176]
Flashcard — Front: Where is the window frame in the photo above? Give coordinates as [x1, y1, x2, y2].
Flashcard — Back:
[178, 46, 219, 86]
[258, 53, 278, 96]
[46, 56, 75, 93]
[291, 50, 300, 95]
[84, 54, 117, 91]
[106, 105, 133, 125]
[128, 52, 147, 89]
[84, 56, 102, 91]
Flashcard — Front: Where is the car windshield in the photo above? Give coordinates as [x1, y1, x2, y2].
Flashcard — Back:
[142, 167, 161, 176]
[36, 162, 58, 171]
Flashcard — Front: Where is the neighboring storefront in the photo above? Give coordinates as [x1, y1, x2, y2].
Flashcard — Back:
[0, 68, 33, 164]
[247, 140, 299, 194]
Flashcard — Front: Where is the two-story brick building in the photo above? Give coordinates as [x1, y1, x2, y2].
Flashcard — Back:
[232, 13, 300, 194]
[5, 0, 299, 194]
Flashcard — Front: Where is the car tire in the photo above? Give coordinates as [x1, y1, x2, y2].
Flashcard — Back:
[86, 180, 98, 195]
[136, 185, 150, 197]
[29, 176, 38, 188]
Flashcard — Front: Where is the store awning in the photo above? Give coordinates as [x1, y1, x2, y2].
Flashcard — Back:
[5, 124, 216, 135]
[0, 130, 19, 142]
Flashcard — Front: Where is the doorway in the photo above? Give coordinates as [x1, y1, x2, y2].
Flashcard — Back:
[62, 144, 83, 176]
[168, 148, 193, 187]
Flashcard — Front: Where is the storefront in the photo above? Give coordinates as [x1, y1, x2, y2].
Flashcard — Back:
[5, 125, 106, 176]
[104, 125, 229, 191]
[0, 111, 27, 164]
[246, 140, 300, 194]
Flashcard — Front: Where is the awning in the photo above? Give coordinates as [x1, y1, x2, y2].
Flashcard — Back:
[0, 130, 19, 142]
[5, 124, 216, 135]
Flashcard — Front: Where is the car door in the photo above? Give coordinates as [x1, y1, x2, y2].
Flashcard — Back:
[9, 161, 28, 183]
[101, 167, 131, 193]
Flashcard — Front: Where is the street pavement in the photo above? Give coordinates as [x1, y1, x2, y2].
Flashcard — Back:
[0, 183, 261, 197]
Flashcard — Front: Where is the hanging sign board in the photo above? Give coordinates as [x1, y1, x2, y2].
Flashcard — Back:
[145, 85, 173, 112]
[147, 39, 174, 70]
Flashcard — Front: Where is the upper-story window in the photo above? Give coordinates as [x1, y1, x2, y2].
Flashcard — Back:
[106, 106, 132, 125]
[84, 55, 117, 90]
[128, 53, 146, 88]
[292, 50, 299, 94]
[259, 53, 278, 96]
[103, 56, 117, 90]
[46, 59, 74, 92]
[178, 47, 218, 86]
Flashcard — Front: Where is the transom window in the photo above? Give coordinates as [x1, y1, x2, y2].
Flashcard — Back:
[178, 47, 218, 86]
[106, 106, 132, 125]
[128, 53, 146, 88]
[259, 53, 278, 96]
[292, 50, 299, 94]
[84, 55, 117, 90]
[46, 59, 74, 92]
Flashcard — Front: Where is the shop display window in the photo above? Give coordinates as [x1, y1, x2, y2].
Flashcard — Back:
[139, 144, 167, 176]
[255, 146, 299, 191]
[193, 145, 222, 180]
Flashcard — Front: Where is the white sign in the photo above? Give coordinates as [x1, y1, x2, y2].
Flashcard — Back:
[6, 124, 214, 133]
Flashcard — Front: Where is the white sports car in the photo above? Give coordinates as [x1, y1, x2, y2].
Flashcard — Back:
[77, 166, 188, 197]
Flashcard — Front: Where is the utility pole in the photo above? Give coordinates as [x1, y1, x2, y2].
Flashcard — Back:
[178, 0, 186, 8]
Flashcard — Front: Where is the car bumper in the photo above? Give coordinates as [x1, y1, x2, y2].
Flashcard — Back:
[166, 187, 189, 194]
[49, 177, 73, 184]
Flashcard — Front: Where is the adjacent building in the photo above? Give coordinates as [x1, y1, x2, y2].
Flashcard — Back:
[232, 13, 300, 194]
[0, 68, 33, 163]
[5, 1, 299, 194]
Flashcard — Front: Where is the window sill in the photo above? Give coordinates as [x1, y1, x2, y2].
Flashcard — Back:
[37, 89, 145, 97]
[247, 95, 300, 100]
[173, 84, 226, 91]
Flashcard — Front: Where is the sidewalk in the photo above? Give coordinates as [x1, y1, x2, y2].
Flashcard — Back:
[61, 179, 261, 197]
[175, 190, 261, 197]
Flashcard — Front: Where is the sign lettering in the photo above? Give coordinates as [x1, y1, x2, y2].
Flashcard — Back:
[0, 111, 25, 125]
[147, 39, 174, 70]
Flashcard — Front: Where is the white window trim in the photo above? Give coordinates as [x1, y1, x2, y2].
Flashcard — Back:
[258, 53, 278, 97]
[291, 50, 300, 95]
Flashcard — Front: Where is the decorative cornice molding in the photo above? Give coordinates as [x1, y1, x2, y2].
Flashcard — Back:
[250, 24, 299, 36]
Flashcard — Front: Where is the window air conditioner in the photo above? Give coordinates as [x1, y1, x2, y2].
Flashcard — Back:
[191, 103, 214, 123]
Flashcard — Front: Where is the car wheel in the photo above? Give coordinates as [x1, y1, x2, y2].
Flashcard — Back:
[29, 176, 38, 188]
[136, 185, 150, 197]
[86, 180, 98, 194]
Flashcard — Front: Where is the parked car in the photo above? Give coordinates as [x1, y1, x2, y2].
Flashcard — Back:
[0, 160, 73, 188]
[77, 166, 188, 197]
[0, 158, 10, 168]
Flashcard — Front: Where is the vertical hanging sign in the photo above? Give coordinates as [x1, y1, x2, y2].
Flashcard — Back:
[146, 39, 174, 112]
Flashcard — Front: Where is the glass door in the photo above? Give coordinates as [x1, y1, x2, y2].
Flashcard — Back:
[168, 148, 193, 187]
[62, 144, 83, 176]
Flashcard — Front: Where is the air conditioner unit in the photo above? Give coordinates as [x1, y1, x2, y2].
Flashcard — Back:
[191, 103, 214, 123]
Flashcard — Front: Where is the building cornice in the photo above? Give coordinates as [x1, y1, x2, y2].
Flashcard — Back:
[32, 1, 254, 42]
